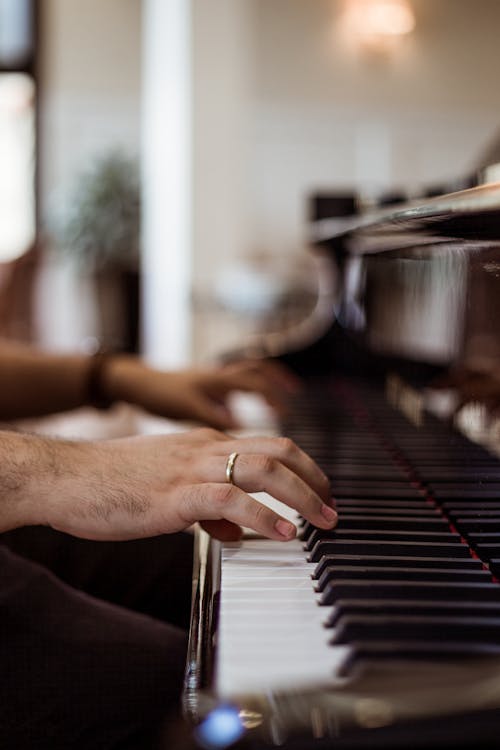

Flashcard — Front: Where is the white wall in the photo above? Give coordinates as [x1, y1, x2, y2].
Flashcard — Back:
[39, 0, 141, 204]
[35, 0, 500, 361]
[248, 0, 500, 256]
[36, 0, 141, 350]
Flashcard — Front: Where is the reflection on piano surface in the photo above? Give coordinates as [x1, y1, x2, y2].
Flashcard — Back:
[184, 180, 500, 749]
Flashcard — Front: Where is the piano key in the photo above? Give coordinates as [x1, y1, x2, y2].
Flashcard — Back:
[488, 559, 500, 578]
[302, 519, 451, 544]
[313, 554, 485, 580]
[423, 473, 500, 482]
[319, 580, 500, 606]
[330, 487, 425, 499]
[315, 565, 491, 593]
[304, 527, 461, 552]
[325, 598, 500, 628]
[304, 529, 461, 553]
[308, 539, 470, 562]
[433, 490, 500, 500]
[454, 519, 500, 532]
[447, 510, 500, 517]
[327, 468, 409, 479]
[339, 640, 500, 677]
[331, 515, 449, 530]
[475, 544, 500, 561]
[216, 533, 351, 697]
[331, 615, 500, 644]
[407, 459, 498, 467]
[332, 501, 438, 513]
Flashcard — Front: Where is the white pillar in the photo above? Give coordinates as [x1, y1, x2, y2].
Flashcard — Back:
[140, 0, 192, 367]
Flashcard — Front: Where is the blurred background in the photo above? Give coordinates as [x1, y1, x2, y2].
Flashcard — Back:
[2, 0, 500, 368]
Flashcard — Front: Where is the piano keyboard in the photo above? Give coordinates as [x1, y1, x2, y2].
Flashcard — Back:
[217, 505, 351, 697]
[215, 378, 500, 702]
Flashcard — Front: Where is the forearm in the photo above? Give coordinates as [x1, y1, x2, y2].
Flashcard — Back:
[0, 339, 94, 419]
[0, 430, 81, 532]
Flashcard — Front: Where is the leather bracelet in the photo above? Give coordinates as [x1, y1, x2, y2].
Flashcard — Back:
[85, 352, 115, 410]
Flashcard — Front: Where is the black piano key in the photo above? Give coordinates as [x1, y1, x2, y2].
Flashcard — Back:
[448, 510, 500, 517]
[489, 559, 500, 578]
[301, 508, 450, 541]
[325, 598, 500, 628]
[455, 519, 500, 532]
[312, 554, 484, 580]
[300, 521, 317, 541]
[408, 459, 498, 467]
[327, 469, 409, 480]
[429, 483, 500, 492]
[319, 580, 500, 606]
[330, 487, 424, 500]
[475, 544, 500, 561]
[330, 479, 417, 487]
[307, 539, 470, 563]
[339, 641, 500, 677]
[315, 565, 491, 593]
[434, 490, 500, 500]
[335, 515, 449, 530]
[331, 614, 500, 645]
[333, 501, 438, 514]
[304, 529, 460, 552]
[425, 470, 500, 480]
[335, 497, 439, 515]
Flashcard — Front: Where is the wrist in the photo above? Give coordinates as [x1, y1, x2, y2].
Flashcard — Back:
[85, 352, 122, 409]
[93, 354, 144, 407]
[0, 432, 80, 530]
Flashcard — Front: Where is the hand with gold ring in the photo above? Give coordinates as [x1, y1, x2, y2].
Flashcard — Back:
[31, 427, 337, 543]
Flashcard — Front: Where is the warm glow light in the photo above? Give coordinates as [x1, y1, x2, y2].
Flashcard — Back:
[340, 0, 416, 49]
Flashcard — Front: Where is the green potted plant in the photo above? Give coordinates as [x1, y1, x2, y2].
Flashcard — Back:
[51, 149, 141, 352]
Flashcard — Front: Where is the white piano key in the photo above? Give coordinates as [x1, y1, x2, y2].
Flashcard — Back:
[216, 494, 352, 698]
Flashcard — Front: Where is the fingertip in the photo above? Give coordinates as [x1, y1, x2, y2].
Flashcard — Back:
[274, 519, 297, 540]
[320, 503, 338, 527]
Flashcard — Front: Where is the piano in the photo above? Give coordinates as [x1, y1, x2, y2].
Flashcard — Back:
[182, 176, 500, 749]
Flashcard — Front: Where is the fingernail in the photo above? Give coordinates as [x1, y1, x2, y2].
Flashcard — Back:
[274, 519, 296, 539]
[321, 504, 338, 525]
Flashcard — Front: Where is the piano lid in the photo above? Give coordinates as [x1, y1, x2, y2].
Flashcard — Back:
[307, 181, 500, 380]
[311, 181, 500, 255]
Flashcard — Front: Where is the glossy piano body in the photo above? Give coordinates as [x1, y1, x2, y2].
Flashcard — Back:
[184, 182, 500, 749]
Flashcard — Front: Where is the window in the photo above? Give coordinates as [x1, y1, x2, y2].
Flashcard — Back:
[0, 0, 36, 263]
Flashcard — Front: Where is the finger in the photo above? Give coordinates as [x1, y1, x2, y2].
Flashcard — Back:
[220, 371, 290, 414]
[188, 395, 237, 430]
[211, 436, 330, 501]
[235, 359, 303, 394]
[184, 483, 298, 541]
[221, 361, 302, 410]
[257, 359, 303, 393]
[221, 452, 338, 530]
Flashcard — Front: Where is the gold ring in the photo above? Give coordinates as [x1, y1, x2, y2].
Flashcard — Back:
[225, 452, 239, 485]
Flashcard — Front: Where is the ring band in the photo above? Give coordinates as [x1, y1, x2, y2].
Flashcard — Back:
[225, 452, 239, 485]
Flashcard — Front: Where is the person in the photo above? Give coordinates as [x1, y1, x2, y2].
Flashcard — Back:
[0, 338, 337, 749]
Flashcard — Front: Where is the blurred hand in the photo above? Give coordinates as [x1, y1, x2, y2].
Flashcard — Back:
[431, 365, 500, 414]
[103, 357, 302, 429]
